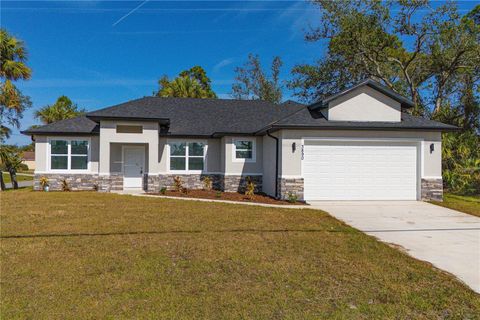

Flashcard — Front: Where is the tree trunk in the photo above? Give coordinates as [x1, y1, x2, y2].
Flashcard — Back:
[8, 168, 18, 189]
[0, 170, 5, 191]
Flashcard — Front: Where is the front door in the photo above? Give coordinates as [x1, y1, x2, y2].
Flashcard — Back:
[123, 146, 145, 189]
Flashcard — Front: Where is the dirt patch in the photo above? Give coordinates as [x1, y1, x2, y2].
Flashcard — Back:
[149, 189, 305, 205]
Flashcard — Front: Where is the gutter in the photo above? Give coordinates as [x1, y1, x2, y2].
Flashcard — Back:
[266, 130, 279, 199]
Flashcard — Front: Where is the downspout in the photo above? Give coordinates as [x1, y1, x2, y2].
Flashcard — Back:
[266, 130, 279, 198]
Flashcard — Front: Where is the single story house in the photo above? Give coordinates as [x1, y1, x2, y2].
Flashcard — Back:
[22, 79, 456, 201]
[21, 151, 35, 170]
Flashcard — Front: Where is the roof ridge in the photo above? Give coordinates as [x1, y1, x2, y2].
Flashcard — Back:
[255, 104, 307, 134]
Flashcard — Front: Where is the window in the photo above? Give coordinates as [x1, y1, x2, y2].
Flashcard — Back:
[50, 139, 89, 171]
[116, 125, 143, 133]
[233, 138, 255, 161]
[169, 141, 205, 172]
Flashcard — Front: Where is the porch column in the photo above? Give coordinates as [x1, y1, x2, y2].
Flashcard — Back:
[99, 133, 110, 175]
[148, 141, 159, 174]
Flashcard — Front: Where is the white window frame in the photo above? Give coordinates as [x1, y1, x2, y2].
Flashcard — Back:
[232, 137, 256, 162]
[167, 140, 207, 173]
[47, 137, 91, 173]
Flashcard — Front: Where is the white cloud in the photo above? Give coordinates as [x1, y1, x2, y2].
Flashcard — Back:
[213, 58, 234, 73]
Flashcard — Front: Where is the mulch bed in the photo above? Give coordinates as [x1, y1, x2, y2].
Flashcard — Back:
[149, 189, 305, 205]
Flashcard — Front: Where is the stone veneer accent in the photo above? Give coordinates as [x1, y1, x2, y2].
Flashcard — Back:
[278, 178, 304, 200]
[34, 173, 123, 192]
[421, 178, 443, 202]
[146, 174, 262, 193]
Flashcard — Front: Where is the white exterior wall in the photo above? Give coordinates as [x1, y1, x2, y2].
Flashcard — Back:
[99, 120, 160, 174]
[328, 86, 401, 122]
[34, 136, 48, 172]
[34, 134, 99, 174]
[279, 129, 442, 179]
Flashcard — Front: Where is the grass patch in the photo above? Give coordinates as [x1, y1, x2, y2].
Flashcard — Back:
[2, 173, 33, 184]
[1, 191, 479, 318]
[431, 193, 480, 217]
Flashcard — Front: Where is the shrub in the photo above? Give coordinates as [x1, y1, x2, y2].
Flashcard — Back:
[160, 187, 167, 195]
[202, 176, 212, 191]
[92, 183, 99, 191]
[173, 176, 184, 192]
[442, 132, 480, 195]
[244, 176, 255, 199]
[61, 179, 71, 192]
[183, 187, 189, 194]
[215, 191, 222, 198]
[40, 176, 49, 190]
[287, 192, 298, 203]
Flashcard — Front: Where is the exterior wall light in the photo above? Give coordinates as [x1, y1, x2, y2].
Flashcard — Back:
[430, 143, 435, 153]
[292, 142, 296, 153]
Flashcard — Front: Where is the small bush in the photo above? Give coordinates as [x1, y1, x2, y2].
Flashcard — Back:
[93, 183, 99, 191]
[40, 176, 49, 190]
[244, 176, 255, 199]
[160, 187, 167, 195]
[183, 187, 189, 194]
[173, 176, 184, 192]
[61, 179, 71, 192]
[202, 176, 212, 191]
[287, 192, 298, 203]
[215, 191, 222, 198]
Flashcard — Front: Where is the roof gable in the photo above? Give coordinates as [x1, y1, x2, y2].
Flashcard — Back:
[309, 79, 415, 111]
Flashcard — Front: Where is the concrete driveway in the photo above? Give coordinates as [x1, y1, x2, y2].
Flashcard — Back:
[309, 201, 480, 293]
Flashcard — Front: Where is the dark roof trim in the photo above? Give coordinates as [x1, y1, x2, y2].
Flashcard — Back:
[20, 130, 100, 136]
[211, 132, 257, 138]
[159, 132, 258, 138]
[159, 133, 213, 138]
[308, 79, 415, 110]
[87, 115, 171, 124]
[264, 124, 459, 133]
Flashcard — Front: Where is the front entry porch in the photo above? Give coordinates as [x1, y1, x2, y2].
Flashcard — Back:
[108, 143, 149, 191]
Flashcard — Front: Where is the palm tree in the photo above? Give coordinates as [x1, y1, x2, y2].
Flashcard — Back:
[157, 76, 213, 98]
[0, 29, 32, 141]
[35, 95, 85, 124]
[0, 146, 22, 189]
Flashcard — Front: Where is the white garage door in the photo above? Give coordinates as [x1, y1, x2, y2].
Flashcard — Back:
[303, 141, 418, 201]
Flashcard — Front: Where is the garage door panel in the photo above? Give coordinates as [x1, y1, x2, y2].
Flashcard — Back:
[303, 142, 417, 201]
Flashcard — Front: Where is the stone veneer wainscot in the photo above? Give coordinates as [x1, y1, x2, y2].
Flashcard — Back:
[277, 177, 304, 200]
[421, 178, 443, 202]
[147, 174, 262, 193]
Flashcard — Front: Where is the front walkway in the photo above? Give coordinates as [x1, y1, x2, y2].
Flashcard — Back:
[309, 201, 480, 293]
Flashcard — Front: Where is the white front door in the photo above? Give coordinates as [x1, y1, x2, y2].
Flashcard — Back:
[303, 141, 418, 201]
[123, 146, 145, 189]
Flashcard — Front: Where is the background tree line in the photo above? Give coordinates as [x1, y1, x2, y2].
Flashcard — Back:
[1, 1, 478, 193]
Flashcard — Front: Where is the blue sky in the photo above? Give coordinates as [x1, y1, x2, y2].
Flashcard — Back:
[2, 0, 478, 145]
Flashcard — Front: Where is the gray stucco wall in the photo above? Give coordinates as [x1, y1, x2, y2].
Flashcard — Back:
[262, 134, 278, 197]
[327, 86, 401, 122]
[223, 136, 263, 175]
[34, 134, 99, 173]
[109, 143, 149, 173]
[279, 129, 442, 179]
[99, 120, 160, 174]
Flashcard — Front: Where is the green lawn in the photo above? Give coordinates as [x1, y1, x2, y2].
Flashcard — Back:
[431, 193, 480, 217]
[1, 191, 479, 318]
[2, 173, 33, 184]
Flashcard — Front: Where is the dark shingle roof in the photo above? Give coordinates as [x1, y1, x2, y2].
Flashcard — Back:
[22, 116, 99, 135]
[86, 97, 305, 136]
[309, 79, 415, 110]
[22, 96, 457, 137]
[257, 107, 458, 132]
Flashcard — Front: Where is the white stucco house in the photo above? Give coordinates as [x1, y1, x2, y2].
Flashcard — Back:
[22, 79, 457, 201]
